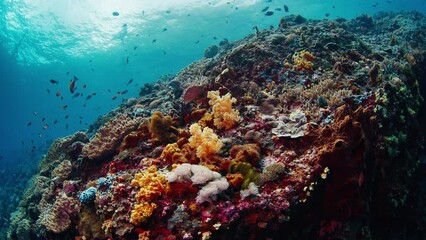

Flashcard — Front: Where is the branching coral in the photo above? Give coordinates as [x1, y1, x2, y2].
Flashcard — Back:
[130, 166, 168, 225]
[188, 123, 223, 161]
[207, 90, 240, 129]
[82, 115, 141, 160]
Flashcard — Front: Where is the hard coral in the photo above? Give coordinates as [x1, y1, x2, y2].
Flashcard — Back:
[148, 111, 179, 144]
[207, 90, 240, 129]
[82, 114, 141, 160]
[188, 123, 223, 161]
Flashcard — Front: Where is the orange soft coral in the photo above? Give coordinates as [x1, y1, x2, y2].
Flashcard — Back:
[229, 144, 261, 166]
[130, 166, 168, 225]
[148, 111, 179, 144]
[207, 91, 240, 129]
[130, 202, 157, 225]
[188, 123, 223, 161]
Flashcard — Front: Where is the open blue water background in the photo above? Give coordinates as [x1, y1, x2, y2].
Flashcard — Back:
[0, 0, 425, 171]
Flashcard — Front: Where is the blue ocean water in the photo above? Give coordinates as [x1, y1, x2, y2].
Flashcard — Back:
[0, 0, 425, 232]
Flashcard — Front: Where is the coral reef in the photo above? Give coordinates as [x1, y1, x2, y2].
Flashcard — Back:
[6, 12, 426, 240]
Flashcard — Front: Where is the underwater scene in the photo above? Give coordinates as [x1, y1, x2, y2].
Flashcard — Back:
[1, 0, 426, 239]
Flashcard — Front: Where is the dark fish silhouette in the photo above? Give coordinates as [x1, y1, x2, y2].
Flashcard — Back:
[112, 96, 117, 100]
[152, 39, 157, 43]
[65, 115, 69, 119]
[275, 8, 282, 11]
[72, 92, 81, 98]
[53, 120, 58, 124]
[56, 91, 61, 97]
[85, 95, 92, 101]
[134, 46, 137, 50]
[195, 40, 199, 44]
[82, 84, 87, 89]
[47, 89, 50, 94]
[261, 7, 269, 12]
[27, 121, 32, 126]
[62, 105, 68, 110]
[163, 51, 167, 55]
[126, 57, 129, 64]
[325, 13, 330, 17]
[41, 117, 45, 122]
[69, 76, 78, 93]
[33, 112, 37, 116]
[112, 11, 119, 16]
[265, 11, 274, 16]
[162, 28, 167, 32]
[66, 71, 70, 75]
[284, 5, 289, 12]
[50, 79, 59, 84]
[126, 78, 133, 85]
[66, 123, 68, 130]
[107, 89, 111, 93]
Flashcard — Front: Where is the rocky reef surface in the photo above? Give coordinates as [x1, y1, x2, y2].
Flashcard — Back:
[6, 12, 426, 240]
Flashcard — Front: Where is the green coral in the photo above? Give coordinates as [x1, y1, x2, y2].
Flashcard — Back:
[229, 161, 260, 189]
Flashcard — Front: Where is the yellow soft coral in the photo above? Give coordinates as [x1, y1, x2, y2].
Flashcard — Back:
[130, 202, 157, 225]
[293, 50, 315, 71]
[207, 91, 240, 129]
[188, 123, 223, 160]
[130, 166, 168, 225]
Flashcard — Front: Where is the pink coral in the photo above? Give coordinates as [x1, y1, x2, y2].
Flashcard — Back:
[82, 114, 141, 160]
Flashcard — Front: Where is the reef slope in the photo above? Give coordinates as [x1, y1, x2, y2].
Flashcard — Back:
[7, 12, 426, 240]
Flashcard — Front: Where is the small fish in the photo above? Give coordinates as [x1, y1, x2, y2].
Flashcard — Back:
[72, 92, 81, 98]
[27, 121, 32, 126]
[79, 120, 82, 124]
[69, 77, 77, 94]
[31, 146, 36, 152]
[47, 89, 50, 94]
[325, 13, 330, 17]
[42, 124, 49, 130]
[65, 115, 69, 119]
[163, 51, 167, 55]
[261, 7, 269, 12]
[152, 39, 157, 43]
[66, 71, 70, 75]
[133, 46, 137, 50]
[21, 141, 24, 145]
[126, 57, 129, 64]
[61, 96, 64, 100]
[284, 5, 289, 12]
[126, 78, 133, 85]
[41, 117, 45, 122]
[82, 84, 87, 89]
[89, 59, 92, 62]
[112, 11, 119, 16]
[53, 120, 58, 124]
[85, 95, 92, 101]
[275, 8, 282, 11]
[372, 3, 378, 7]
[50, 79, 59, 84]
[66, 123, 68, 130]
[162, 28, 167, 32]
[62, 105, 68, 110]
[107, 89, 111, 93]
[33, 111, 37, 116]
[112, 96, 117, 100]
[195, 40, 199, 44]
[91, 92, 96, 96]
[265, 11, 274, 16]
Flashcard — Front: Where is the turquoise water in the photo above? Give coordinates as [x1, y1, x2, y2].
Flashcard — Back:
[1, 0, 426, 170]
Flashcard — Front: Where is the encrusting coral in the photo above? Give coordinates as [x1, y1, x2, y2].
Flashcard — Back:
[82, 114, 141, 160]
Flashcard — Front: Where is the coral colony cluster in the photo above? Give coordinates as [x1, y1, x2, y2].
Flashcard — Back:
[7, 12, 426, 239]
